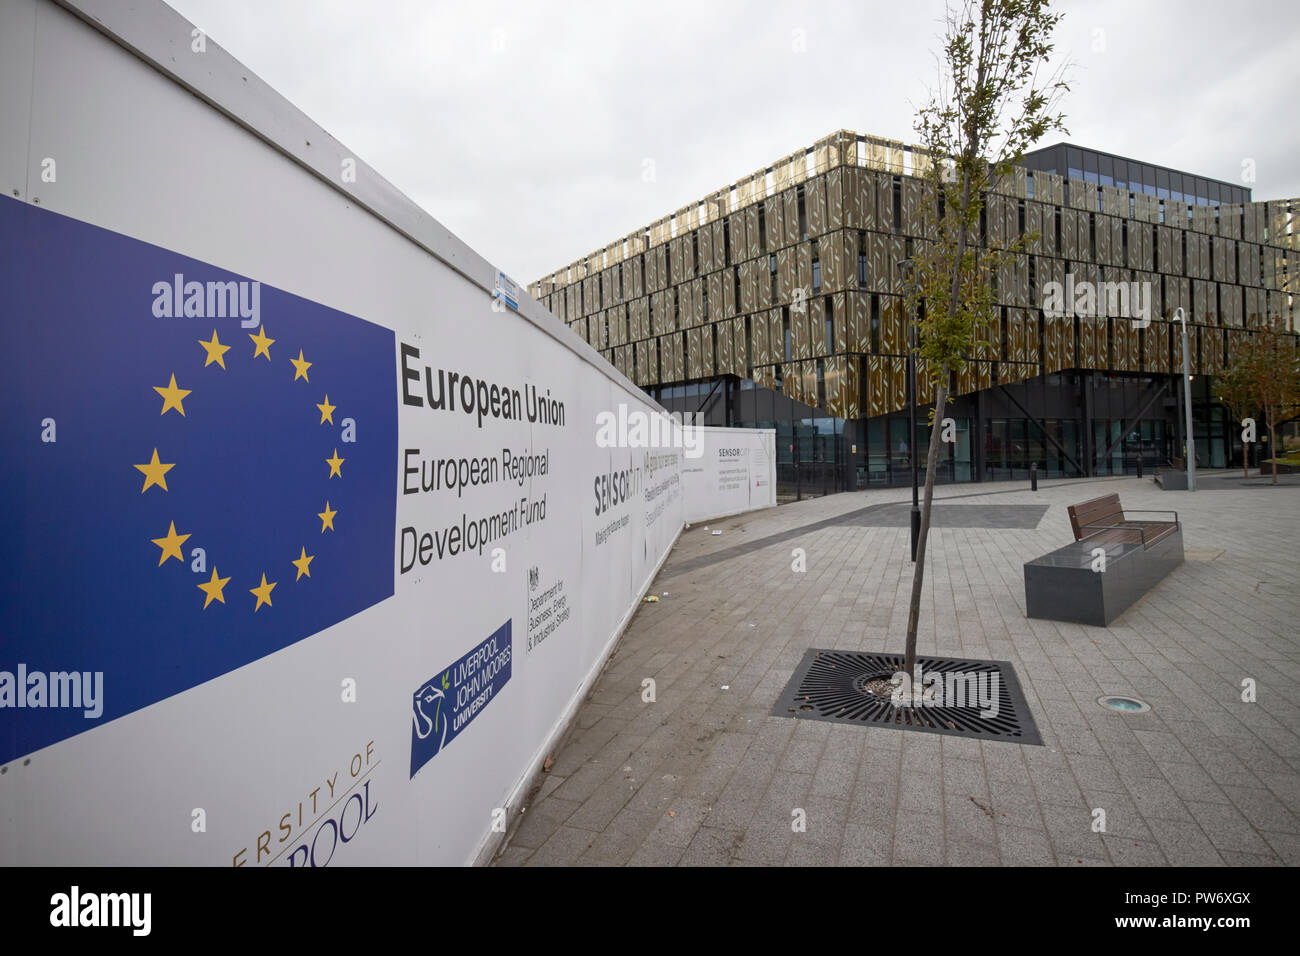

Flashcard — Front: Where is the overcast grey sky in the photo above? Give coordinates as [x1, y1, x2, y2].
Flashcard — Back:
[163, 0, 1299, 285]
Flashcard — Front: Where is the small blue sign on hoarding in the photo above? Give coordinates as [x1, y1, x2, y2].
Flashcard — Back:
[494, 271, 520, 311]
[409, 620, 513, 777]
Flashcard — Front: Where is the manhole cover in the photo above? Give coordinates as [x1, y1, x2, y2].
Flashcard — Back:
[772, 650, 1041, 745]
[1097, 695, 1151, 713]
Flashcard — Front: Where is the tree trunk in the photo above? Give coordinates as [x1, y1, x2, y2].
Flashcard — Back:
[1270, 421, 1278, 485]
[903, 382, 948, 679]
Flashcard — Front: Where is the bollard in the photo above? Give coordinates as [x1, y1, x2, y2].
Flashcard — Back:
[1031, 461, 1038, 492]
[1137, 456, 1144, 479]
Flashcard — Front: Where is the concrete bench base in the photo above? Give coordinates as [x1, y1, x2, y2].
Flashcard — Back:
[1024, 526, 1184, 627]
[1155, 470, 1188, 490]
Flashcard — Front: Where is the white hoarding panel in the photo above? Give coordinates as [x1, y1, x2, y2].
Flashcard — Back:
[682, 428, 778, 523]
[0, 0, 768, 867]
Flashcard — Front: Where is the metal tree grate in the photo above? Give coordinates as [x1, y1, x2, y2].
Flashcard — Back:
[771, 650, 1042, 745]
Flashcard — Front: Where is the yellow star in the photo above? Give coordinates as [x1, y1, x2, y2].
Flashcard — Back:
[318, 501, 337, 532]
[153, 374, 192, 416]
[326, 448, 345, 478]
[198, 330, 231, 369]
[291, 349, 312, 382]
[317, 394, 337, 424]
[249, 324, 275, 360]
[292, 547, 315, 581]
[197, 568, 231, 609]
[134, 448, 175, 493]
[151, 521, 191, 566]
[250, 573, 277, 612]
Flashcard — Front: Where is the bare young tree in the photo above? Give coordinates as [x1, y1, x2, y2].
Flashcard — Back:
[901, 0, 1069, 680]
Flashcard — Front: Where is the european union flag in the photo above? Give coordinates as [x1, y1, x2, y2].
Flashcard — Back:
[0, 196, 396, 765]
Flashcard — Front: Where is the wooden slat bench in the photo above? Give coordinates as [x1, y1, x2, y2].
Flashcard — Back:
[1067, 493, 1179, 548]
[1024, 493, 1184, 626]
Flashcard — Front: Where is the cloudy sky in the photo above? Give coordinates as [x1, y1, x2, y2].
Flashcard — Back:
[163, 0, 1299, 285]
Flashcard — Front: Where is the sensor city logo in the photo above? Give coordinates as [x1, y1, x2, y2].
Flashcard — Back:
[595, 404, 704, 458]
[889, 665, 1001, 718]
[410, 620, 513, 777]
[1041, 272, 1153, 328]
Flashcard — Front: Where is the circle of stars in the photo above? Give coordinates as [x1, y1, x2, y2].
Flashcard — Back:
[133, 324, 344, 612]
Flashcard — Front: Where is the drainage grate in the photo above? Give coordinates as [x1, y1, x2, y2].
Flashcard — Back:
[771, 649, 1041, 745]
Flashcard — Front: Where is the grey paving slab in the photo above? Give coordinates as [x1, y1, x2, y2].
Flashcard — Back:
[492, 476, 1300, 866]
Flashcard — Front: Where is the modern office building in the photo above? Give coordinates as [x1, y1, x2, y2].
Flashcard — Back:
[529, 130, 1298, 497]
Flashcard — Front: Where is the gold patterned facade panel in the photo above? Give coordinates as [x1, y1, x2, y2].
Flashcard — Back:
[770, 309, 785, 363]
[809, 298, 828, 356]
[807, 177, 827, 236]
[739, 260, 757, 314]
[749, 310, 769, 365]
[1144, 321, 1170, 373]
[833, 292, 849, 353]
[783, 189, 800, 246]
[721, 269, 737, 319]
[826, 168, 845, 231]
[1201, 327, 1223, 375]
[1221, 285, 1242, 328]
[792, 302, 810, 360]
[876, 174, 894, 233]
[866, 356, 890, 417]
[717, 320, 733, 375]
[796, 242, 813, 297]
[866, 232, 889, 293]
[879, 297, 905, 355]
[1192, 280, 1213, 325]
[1062, 209, 1079, 260]
[781, 362, 803, 404]
[802, 361, 821, 408]
[1079, 316, 1103, 368]
[669, 240, 684, 287]
[1110, 319, 1132, 372]
[955, 360, 976, 397]
[850, 293, 870, 353]
[1007, 310, 1025, 363]
[732, 316, 747, 375]
[685, 326, 702, 380]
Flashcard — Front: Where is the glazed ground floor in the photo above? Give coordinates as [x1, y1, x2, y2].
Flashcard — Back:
[651, 369, 1292, 500]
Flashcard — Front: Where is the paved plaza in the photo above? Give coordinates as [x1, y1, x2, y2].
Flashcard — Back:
[493, 473, 1300, 867]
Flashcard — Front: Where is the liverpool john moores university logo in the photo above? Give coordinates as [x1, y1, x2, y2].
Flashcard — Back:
[410, 621, 513, 778]
[0, 197, 396, 765]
